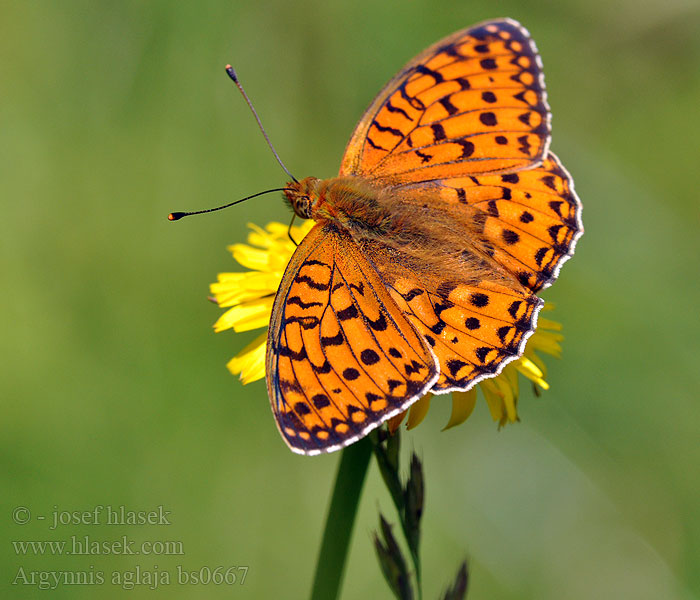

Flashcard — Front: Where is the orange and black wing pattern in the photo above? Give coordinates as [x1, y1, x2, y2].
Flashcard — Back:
[339, 18, 551, 182]
[266, 224, 438, 455]
[410, 152, 583, 292]
[430, 153, 582, 291]
[368, 263, 543, 393]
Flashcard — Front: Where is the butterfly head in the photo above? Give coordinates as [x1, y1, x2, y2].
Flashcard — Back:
[284, 177, 321, 219]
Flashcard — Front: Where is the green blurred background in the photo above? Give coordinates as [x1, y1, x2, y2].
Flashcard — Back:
[2, 0, 699, 598]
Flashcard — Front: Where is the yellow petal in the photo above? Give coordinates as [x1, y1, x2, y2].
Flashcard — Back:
[226, 332, 267, 384]
[292, 220, 315, 240]
[514, 358, 549, 390]
[406, 394, 432, 430]
[527, 331, 563, 357]
[535, 378, 550, 391]
[210, 272, 280, 306]
[228, 244, 274, 272]
[443, 388, 477, 430]
[247, 222, 282, 248]
[480, 380, 505, 422]
[494, 376, 518, 423]
[213, 297, 274, 333]
[263, 221, 290, 238]
[504, 365, 520, 410]
[387, 411, 407, 434]
[515, 356, 544, 380]
[526, 351, 549, 378]
[537, 317, 562, 331]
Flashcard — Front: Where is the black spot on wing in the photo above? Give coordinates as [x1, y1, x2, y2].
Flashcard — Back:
[312, 360, 332, 374]
[321, 332, 344, 346]
[501, 229, 520, 245]
[337, 304, 359, 320]
[430, 320, 447, 335]
[446, 359, 467, 376]
[294, 402, 311, 415]
[386, 99, 411, 120]
[470, 293, 489, 307]
[431, 123, 446, 141]
[349, 281, 365, 296]
[465, 317, 481, 330]
[439, 96, 458, 116]
[475, 347, 492, 363]
[343, 367, 360, 380]
[366, 136, 389, 152]
[285, 315, 320, 329]
[387, 379, 403, 392]
[280, 379, 302, 393]
[360, 349, 380, 365]
[403, 288, 424, 301]
[541, 175, 557, 190]
[415, 149, 433, 163]
[368, 312, 388, 331]
[414, 64, 444, 83]
[372, 120, 405, 139]
[508, 300, 521, 319]
[479, 112, 497, 126]
[457, 139, 475, 158]
[279, 345, 307, 361]
[294, 274, 329, 291]
[287, 296, 323, 309]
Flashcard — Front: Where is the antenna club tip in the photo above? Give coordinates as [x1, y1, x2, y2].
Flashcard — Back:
[168, 212, 184, 221]
[225, 65, 238, 82]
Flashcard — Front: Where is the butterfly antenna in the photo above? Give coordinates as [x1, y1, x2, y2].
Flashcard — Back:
[168, 188, 289, 221]
[225, 65, 298, 183]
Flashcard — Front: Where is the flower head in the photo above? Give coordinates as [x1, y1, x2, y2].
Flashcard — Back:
[211, 222, 564, 431]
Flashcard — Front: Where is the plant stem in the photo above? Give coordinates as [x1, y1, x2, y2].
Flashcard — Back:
[371, 434, 423, 600]
[310, 436, 373, 600]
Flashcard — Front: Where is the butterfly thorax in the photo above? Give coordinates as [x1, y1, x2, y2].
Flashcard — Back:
[285, 176, 516, 288]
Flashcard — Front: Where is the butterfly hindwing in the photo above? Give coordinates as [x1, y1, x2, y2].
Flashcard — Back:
[339, 18, 550, 182]
[266, 223, 439, 455]
[416, 152, 583, 291]
[363, 253, 543, 393]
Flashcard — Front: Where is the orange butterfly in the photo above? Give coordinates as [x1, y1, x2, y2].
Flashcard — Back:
[267, 19, 582, 455]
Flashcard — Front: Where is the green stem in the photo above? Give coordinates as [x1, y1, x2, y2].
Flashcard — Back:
[310, 437, 373, 600]
[370, 434, 423, 599]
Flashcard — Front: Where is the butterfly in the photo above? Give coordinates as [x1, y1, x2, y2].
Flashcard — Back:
[266, 18, 582, 455]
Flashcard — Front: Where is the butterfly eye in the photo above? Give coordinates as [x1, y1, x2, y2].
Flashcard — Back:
[295, 196, 311, 218]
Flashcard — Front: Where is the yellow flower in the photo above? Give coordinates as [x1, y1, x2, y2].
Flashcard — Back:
[211, 222, 564, 431]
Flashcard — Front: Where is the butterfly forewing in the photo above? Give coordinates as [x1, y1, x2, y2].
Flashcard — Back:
[266, 224, 439, 455]
[339, 19, 550, 182]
